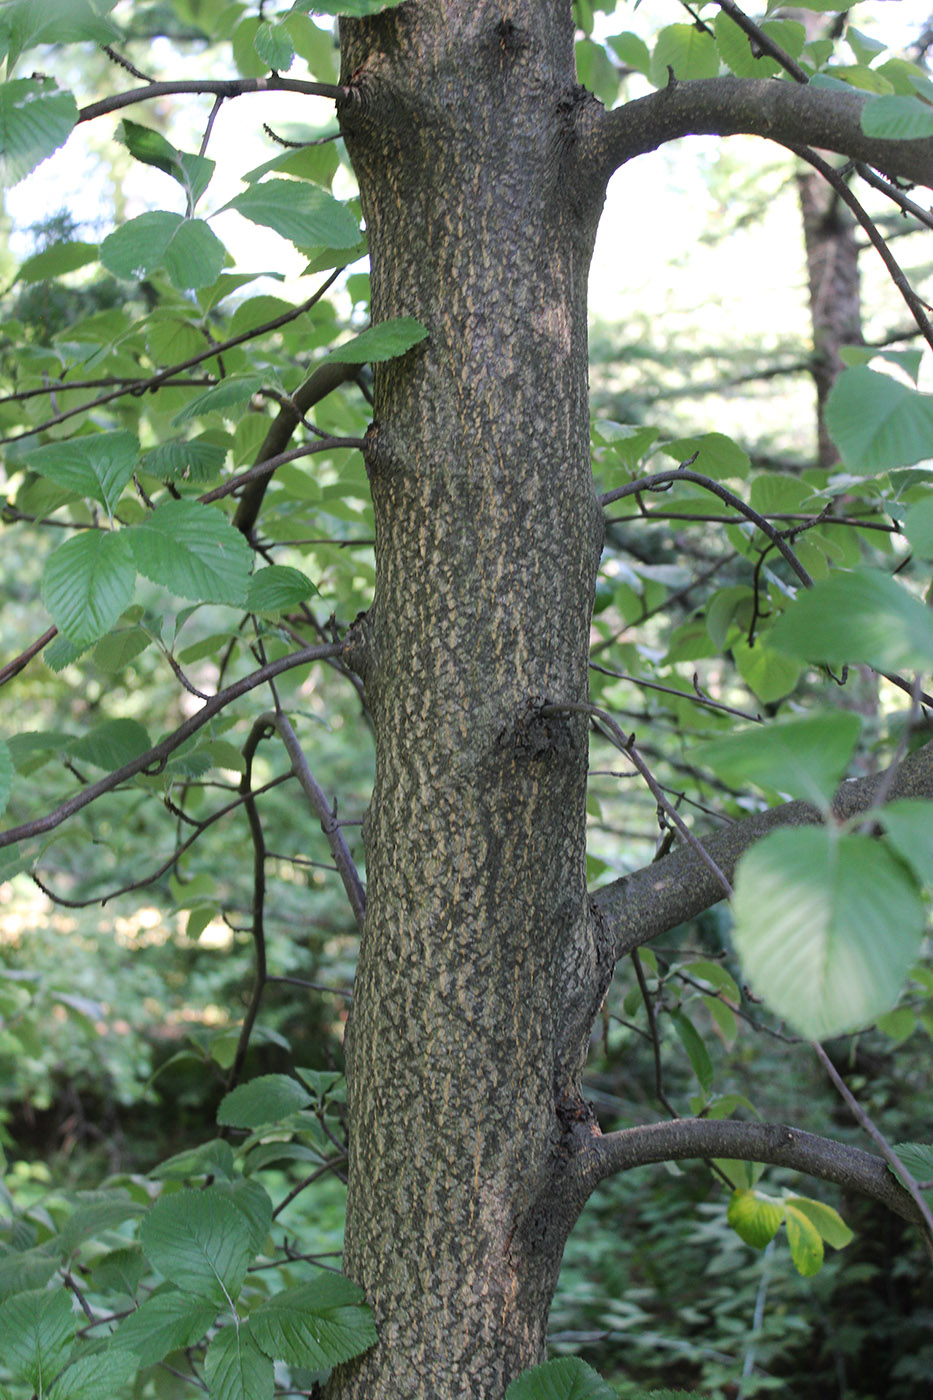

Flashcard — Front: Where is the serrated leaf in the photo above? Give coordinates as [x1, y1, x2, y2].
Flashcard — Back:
[694, 713, 862, 809]
[18, 240, 98, 283]
[246, 565, 317, 613]
[26, 431, 138, 515]
[0, 79, 77, 186]
[0, 1287, 74, 1389]
[323, 316, 428, 366]
[48, 1348, 139, 1400]
[770, 569, 933, 672]
[606, 31, 651, 77]
[4, 0, 118, 66]
[890, 1141, 933, 1183]
[92, 627, 151, 673]
[117, 120, 214, 206]
[0, 740, 11, 819]
[139, 437, 227, 483]
[825, 368, 933, 472]
[250, 1276, 377, 1370]
[110, 1291, 216, 1367]
[651, 24, 719, 86]
[205, 1323, 274, 1400]
[879, 800, 933, 886]
[254, 20, 295, 71]
[152, 1138, 236, 1182]
[217, 1074, 313, 1129]
[669, 1010, 714, 1095]
[127, 500, 252, 606]
[733, 828, 925, 1039]
[727, 1189, 784, 1249]
[785, 1203, 824, 1275]
[42, 531, 136, 648]
[861, 94, 933, 140]
[217, 1179, 274, 1256]
[139, 1188, 252, 1307]
[731, 638, 800, 704]
[101, 212, 226, 290]
[171, 375, 263, 428]
[504, 1355, 617, 1399]
[786, 1197, 853, 1249]
[70, 718, 151, 771]
[224, 179, 360, 249]
[662, 432, 750, 479]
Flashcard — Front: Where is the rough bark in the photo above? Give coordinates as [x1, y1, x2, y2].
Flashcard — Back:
[319, 10, 933, 1398]
[330, 6, 606, 1395]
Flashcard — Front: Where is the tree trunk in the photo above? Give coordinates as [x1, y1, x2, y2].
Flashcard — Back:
[329, 5, 609, 1395]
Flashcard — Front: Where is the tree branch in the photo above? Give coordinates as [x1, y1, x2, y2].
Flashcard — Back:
[78, 76, 348, 124]
[588, 77, 933, 190]
[0, 642, 343, 851]
[577, 1118, 924, 1225]
[592, 738, 933, 958]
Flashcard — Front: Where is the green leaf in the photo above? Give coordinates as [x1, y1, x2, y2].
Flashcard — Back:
[110, 1290, 215, 1367]
[48, 1349, 139, 1400]
[254, 20, 295, 72]
[785, 1202, 824, 1275]
[662, 432, 750, 479]
[669, 1010, 714, 1096]
[205, 1323, 274, 1400]
[879, 799, 933, 886]
[70, 719, 151, 771]
[694, 713, 862, 809]
[732, 828, 926, 1040]
[770, 569, 933, 672]
[825, 367, 933, 472]
[680, 960, 741, 1002]
[861, 94, 933, 140]
[139, 437, 228, 484]
[92, 626, 151, 673]
[575, 38, 620, 108]
[127, 500, 252, 606]
[217, 1074, 313, 1129]
[250, 1276, 377, 1370]
[0, 740, 11, 819]
[26, 431, 139, 515]
[731, 638, 800, 704]
[904, 497, 933, 557]
[727, 1188, 784, 1248]
[606, 31, 651, 77]
[18, 240, 98, 283]
[323, 316, 429, 366]
[0, 1287, 74, 1389]
[42, 531, 136, 648]
[651, 25, 719, 86]
[101, 212, 226, 290]
[171, 375, 264, 428]
[223, 179, 360, 249]
[139, 1188, 253, 1307]
[152, 1138, 236, 1182]
[0, 79, 77, 187]
[504, 1355, 617, 1399]
[4, 0, 118, 66]
[247, 565, 318, 614]
[890, 1141, 933, 1183]
[785, 1197, 853, 1249]
[306, 0, 408, 15]
[117, 120, 214, 206]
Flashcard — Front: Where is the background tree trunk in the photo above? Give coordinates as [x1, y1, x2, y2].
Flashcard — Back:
[328, 5, 609, 1395]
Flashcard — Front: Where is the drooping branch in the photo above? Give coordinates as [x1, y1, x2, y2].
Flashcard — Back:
[592, 738, 933, 959]
[574, 1118, 924, 1226]
[586, 77, 933, 190]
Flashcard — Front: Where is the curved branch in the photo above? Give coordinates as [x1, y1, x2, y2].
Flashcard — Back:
[0, 642, 343, 851]
[579, 1119, 924, 1225]
[587, 77, 933, 189]
[593, 738, 933, 958]
[78, 76, 348, 124]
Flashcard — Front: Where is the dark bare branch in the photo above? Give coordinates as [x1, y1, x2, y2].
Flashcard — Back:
[587, 77, 933, 190]
[78, 76, 348, 124]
